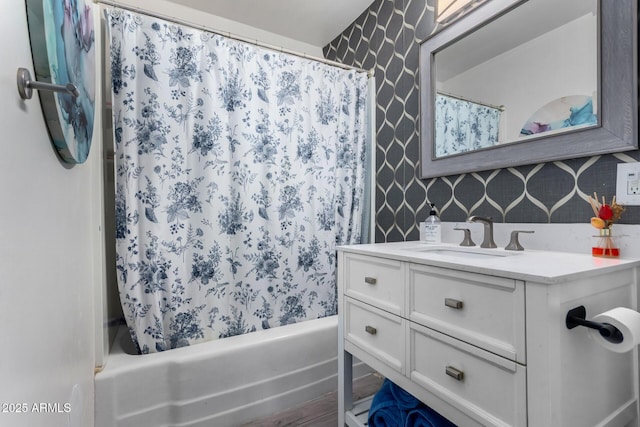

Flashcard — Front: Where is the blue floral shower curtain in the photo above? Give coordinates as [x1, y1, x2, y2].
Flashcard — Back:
[434, 93, 501, 157]
[107, 10, 370, 353]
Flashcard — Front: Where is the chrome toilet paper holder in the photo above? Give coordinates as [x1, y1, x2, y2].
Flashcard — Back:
[566, 305, 624, 344]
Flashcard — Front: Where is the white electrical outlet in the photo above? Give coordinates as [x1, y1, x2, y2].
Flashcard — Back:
[627, 171, 640, 195]
[616, 163, 640, 205]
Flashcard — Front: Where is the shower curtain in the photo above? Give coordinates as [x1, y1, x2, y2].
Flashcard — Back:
[107, 10, 371, 353]
[434, 93, 501, 157]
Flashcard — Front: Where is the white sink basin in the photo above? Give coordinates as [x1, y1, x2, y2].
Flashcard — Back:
[413, 246, 515, 259]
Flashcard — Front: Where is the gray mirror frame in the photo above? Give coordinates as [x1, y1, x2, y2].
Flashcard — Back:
[419, 0, 638, 179]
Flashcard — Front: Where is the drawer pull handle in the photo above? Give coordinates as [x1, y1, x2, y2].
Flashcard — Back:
[365, 325, 377, 335]
[445, 298, 463, 309]
[364, 277, 377, 285]
[445, 366, 464, 381]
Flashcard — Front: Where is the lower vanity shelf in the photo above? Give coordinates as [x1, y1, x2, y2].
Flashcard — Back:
[337, 245, 640, 427]
[344, 396, 374, 427]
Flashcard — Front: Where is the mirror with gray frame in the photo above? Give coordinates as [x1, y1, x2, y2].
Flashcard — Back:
[419, 0, 638, 179]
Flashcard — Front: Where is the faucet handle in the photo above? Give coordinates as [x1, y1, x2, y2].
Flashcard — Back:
[453, 228, 476, 247]
[505, 230, 534, 251]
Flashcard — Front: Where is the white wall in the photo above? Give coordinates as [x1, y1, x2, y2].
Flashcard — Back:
[0, 0, 102, 426]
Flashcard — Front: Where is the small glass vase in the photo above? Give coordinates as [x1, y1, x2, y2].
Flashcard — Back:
[592, 228, 620, 258]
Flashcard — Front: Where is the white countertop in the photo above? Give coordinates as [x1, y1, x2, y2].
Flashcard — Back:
[338, 241, 640, 284]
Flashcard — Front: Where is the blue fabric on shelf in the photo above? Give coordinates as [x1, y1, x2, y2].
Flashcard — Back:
[389, 381, 421, 410]
[368, 379, 457, 427]
[405, 407, 457, 427]
[368, 379, 406, 426]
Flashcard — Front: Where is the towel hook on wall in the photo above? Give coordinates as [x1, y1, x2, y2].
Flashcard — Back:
[16, 67, 79, 100]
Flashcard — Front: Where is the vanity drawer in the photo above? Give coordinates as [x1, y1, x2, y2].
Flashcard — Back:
[343, 253, 404, 315]
[409, 322, 527, 427]
[409, 264, 525, 363]
[345, 297, 405, 373]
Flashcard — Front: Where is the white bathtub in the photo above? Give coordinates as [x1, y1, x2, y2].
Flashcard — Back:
[95, 315, 369, 426]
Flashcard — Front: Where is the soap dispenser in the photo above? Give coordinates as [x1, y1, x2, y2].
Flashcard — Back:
[422, 203, 441, 244]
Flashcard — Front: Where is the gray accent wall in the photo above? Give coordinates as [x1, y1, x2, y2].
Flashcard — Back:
[324, 0, 639, 243]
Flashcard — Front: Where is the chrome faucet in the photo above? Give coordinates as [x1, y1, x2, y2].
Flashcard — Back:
[467, 216, 497, 248]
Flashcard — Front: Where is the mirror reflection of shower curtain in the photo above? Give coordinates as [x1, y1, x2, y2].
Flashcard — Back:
[434, 93, 501, 157]
[107, 9, 371, 354]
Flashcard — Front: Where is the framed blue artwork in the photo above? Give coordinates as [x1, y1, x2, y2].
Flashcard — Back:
[25, 0, 96, 164]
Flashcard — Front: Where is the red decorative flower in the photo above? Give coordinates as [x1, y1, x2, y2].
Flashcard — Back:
[588, 193, 624, 229]
[598, 204, 613, 221]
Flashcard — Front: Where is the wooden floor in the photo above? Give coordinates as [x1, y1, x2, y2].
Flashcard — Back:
[240, 373, 383, 427]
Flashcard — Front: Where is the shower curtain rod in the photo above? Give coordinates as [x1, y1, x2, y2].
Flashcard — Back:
[437, 90, 505, 111]
[93, 0, 374, 78]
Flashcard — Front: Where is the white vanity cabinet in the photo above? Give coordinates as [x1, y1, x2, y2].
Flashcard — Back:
[337, 243, 640, 427]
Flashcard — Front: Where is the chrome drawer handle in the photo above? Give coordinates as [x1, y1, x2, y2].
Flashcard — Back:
[445, 298, 463, 309]
[365, 325, 377, 335]
[445, 366, 464, 381]
[364, 277, 377, 285]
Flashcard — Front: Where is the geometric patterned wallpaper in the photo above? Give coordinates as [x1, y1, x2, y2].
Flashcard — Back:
[324, 0, 639, 243]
